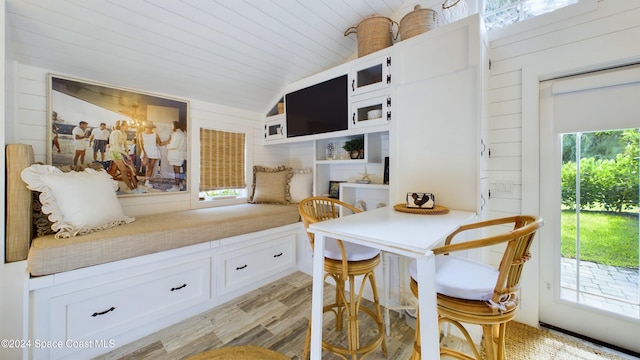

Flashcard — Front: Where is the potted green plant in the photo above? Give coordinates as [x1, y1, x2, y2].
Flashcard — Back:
[343, 136, 364, 159]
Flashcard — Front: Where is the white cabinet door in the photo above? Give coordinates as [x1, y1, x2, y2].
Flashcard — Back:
[391, 68, 479, 211]
[350, 54, 391, 96]
[390, 15, 484, 213]
[351, 91, 391, 129]
[393, 22, 472, 85]
[264, 115, 286, 141]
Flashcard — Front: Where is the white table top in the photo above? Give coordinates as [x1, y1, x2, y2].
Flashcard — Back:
[308, 206, 477, 256]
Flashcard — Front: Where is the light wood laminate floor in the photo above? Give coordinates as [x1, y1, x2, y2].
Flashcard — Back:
[94, 271, 634, 360]
[95, 271, 413, 359]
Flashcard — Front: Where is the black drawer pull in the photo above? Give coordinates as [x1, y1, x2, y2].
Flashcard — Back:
[236, 264, 248, 270]
[273, 252, 283, 258]
[171, 284, 188, 291]
[91, 307, 116, 317]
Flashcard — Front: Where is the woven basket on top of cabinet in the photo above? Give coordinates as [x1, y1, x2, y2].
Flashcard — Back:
[344, 15, 397, 57]
[399, 5, 439, 41]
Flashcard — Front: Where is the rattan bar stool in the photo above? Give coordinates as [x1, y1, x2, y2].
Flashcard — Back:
[299, 196, 387, 360]
[409, 215, 543, 360]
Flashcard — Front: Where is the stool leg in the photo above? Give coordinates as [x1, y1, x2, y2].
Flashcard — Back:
[347, 274, 359, 360]
[367, 271, 387, 357]
[316, 263, 386, 359]
[411, 308, 421, 360]
[303, 320, 311, 360]
[483, 324, 496, 360]
[335, 275, 345, 331]
[497, 323, 507, 360]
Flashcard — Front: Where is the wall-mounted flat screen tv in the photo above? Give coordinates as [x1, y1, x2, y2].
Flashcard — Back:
[285, 74, 348, 138]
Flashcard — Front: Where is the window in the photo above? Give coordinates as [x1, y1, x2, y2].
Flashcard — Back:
[483, 0, 579, 31]
[199, 128, 246, 200]
[559, 129, 639, 319]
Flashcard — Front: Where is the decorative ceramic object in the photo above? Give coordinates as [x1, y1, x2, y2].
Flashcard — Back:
[367, 109, 382, 119]
[326, 142, 335, 160]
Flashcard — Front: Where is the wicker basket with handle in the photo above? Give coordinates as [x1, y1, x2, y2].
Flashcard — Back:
[344, 15, 398, 57]
[399, 5, 438, 41]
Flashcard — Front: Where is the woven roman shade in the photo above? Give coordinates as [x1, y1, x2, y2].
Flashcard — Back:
[200, 128, 246, 191]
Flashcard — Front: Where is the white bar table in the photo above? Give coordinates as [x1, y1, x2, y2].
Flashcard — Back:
[308, 206, 476, 360]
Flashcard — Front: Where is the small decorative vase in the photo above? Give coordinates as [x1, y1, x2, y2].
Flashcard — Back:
[350, 150, 361, 159]
[326, 142, 335, 160]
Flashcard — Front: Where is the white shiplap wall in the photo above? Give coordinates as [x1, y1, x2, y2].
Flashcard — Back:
[486, 0, 640, 326]
[487, 70, 523, 216]
[9, 63, 293, 216]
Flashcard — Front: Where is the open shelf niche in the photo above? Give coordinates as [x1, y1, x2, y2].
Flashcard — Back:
[313, 132, 389, 211]
[265, 96, 285, 118]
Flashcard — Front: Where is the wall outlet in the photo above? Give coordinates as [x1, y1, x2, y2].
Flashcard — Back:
[495, 180, 513, 193]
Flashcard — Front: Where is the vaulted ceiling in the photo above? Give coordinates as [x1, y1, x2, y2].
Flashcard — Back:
[5, 0, 427, 115]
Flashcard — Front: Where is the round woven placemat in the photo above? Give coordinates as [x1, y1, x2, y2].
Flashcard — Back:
[393, 203, 450, 215]
[186, 345, 289, 360]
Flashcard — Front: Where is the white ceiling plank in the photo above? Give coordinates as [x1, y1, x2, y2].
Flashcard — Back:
[9, 0, 304, 94]
[9, 0, 286, 101]
[181, 0, 324, 69]
[9, 29, 272, 111]
[6, 0, 410, 112]
[74, 0, 297, 87]
[8, 14, 255, 91]
[205, 1, 332, 69]
[248, 1, 353, 59]
[115, 0, 314, 76]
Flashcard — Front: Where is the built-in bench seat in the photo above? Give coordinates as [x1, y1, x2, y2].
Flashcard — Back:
[6, 143, 305, 359]
[6, 143, 300, 276]
[28, 203, 300, 276]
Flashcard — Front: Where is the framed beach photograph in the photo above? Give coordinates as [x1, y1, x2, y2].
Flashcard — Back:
[48, 74, 189, 196]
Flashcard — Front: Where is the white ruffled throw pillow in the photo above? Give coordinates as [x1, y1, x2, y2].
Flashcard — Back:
[21, 164, 135, 238]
